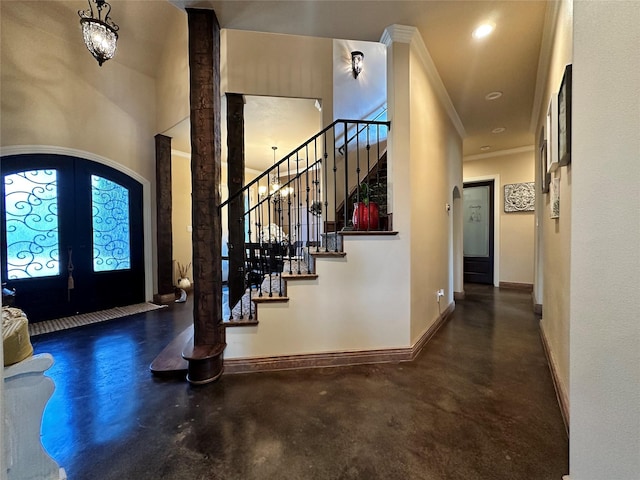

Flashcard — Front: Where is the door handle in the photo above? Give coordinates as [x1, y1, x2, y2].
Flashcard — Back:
[67, 246, 74, 301]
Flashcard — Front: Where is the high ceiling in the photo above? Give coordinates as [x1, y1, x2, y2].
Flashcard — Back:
[28, 1, 549, 162]
[174, 0, 549, 158]
[165, 96, 322, 171]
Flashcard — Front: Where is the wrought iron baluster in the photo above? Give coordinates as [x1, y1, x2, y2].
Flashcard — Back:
[377, 125, 382, 231]
[314, 145, 321, 257]
[297, 157, 303, 275]
[277, 161, 283, 297]
[323, 132, 330, 253]
[343, 121, 350, 233]
[304, 144, 312, 255]
[313, 138, 320, 264]
[244, 196, 252, 318]
[285, 155, 293, 275]
[266, 175, 272, 246]
[365, 125, 371, 231]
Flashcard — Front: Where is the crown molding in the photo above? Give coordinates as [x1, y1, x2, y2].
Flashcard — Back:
[381, 24, 466, 138]
[380, 24, 417, 46]
[463, 145, 534, 162]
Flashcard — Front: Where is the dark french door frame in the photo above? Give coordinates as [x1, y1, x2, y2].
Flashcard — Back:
[0, 146, 153, 314]
[462, 176, 500, 287]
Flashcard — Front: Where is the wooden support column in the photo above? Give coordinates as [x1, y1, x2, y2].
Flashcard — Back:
[154, 134, 175, 304]
[226, 93, 246, 308]
[182, 8, 225, 385]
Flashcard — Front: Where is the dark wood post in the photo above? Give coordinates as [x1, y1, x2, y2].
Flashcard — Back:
[226, 93, 246, 308]
[154, 134, 175, 304]
[182, 8, 225, 385]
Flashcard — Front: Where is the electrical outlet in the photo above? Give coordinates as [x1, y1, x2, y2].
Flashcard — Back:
[437, 289, 445, 298]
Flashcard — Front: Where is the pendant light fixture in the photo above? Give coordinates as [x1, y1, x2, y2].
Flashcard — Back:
[78, 0, 119, 66]
[270, 146, 281, 193]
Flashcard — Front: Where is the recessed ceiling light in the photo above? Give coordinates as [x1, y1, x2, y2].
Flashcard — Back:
[472, 22, 495, 40]
[492, 127, 506, 134]
[485, 91, 503, 101]
[480, 145, 491, 151]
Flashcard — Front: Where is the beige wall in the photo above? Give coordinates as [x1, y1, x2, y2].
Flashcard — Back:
[156, 9, 189, 134]
[164, 29, 337, 286]
[408, 39, 463, 343]
[0, 1, 157, 183]
[217, 31, 406, 358]
[383, 26, 463, 346]
[464, 149, 536, 285]
[171, 152, 262, 286]
[225, 26, 464, 358]
[0, 1, 161, 299]
[171, 152, 193, 284]
[159, 26, 338, 289]
[224, 30, 334, 127]
[535, 0, 573, 413]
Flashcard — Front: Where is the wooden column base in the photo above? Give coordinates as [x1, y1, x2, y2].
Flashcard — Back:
[153, 292, 176, 305]
[182, 342, 226, 385]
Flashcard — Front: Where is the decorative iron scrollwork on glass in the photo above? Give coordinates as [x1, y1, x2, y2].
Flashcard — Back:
[91, 175, 131, 272]
[4, 170, 60, 279]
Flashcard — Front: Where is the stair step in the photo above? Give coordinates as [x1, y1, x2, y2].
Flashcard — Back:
[282, 273, 318, 281]
[310, 251, 347, 258]
[223, 318, 259, 327]
[150, 325, 192, 375]
[252, 295, 289, 304]
[340, 230, 399, 236]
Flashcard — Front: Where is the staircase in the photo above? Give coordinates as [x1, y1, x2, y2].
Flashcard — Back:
[335, 151, 388, 230]
[219, 119, 391, 325]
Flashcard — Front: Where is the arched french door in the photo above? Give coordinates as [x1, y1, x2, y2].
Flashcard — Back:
[1, 154, 144, 322]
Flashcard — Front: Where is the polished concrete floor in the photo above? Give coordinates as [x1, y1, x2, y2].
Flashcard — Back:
[33, 284, 568, 480]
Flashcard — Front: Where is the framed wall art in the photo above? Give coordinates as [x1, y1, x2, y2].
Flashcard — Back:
[546, 93, 559, 172]
[538, 125, 550, 193]
[504, 182, 535, 212]
[558, 64, 572, 166]
[550, 176, 560, 219]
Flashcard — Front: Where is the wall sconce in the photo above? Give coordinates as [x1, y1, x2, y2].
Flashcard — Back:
[78, 0, 119, 66]
[351, 51, 364, 79]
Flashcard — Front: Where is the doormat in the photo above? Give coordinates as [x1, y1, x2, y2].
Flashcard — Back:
[28, 302, 167, 337]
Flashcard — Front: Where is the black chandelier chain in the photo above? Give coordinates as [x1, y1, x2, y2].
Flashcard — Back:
[78, 0, 120, 32]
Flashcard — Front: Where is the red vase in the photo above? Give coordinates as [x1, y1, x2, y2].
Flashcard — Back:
[352, 202, 379, 231]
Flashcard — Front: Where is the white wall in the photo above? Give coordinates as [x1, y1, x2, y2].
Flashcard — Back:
[332, 39, 387, 121]
[331, 39, 388, 215]
[225, 236, 410, 358]
[569, 1, 640, 478]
